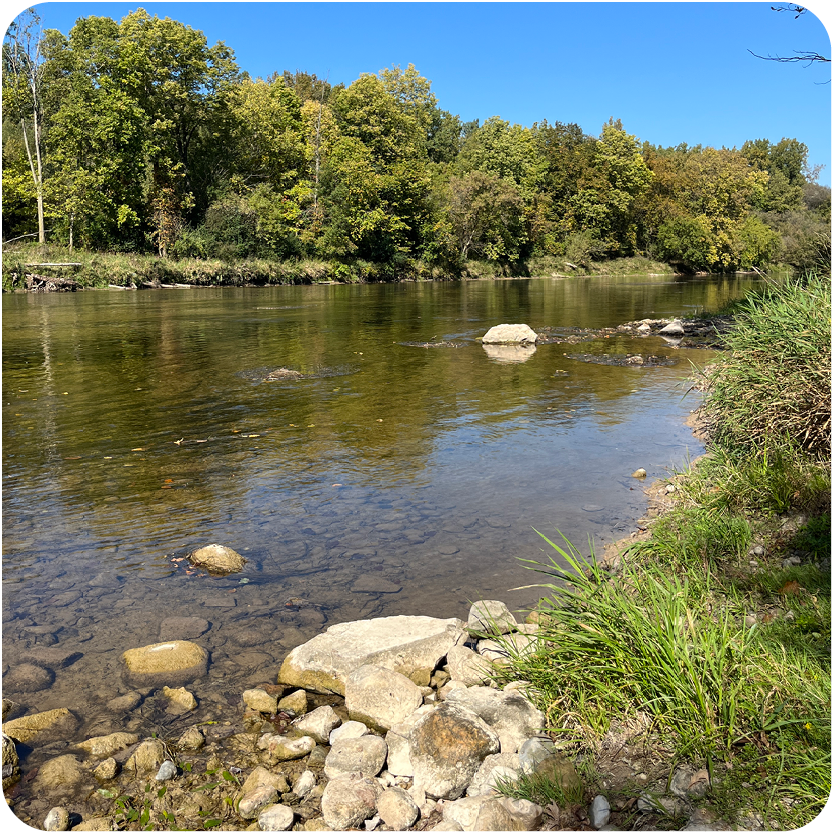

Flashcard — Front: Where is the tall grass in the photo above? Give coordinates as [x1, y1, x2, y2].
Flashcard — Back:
[696, 273, 831, 460]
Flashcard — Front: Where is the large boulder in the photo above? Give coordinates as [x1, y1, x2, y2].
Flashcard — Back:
[445, 687, 545, 754]
[187, 544, 246, 574]
[32, 755, 87, 797]
[345, 665, 423, 732]
[409, 703, 500, 800]
[321, 773, 383, 830]
[278, 616, 466, 695]
[481, 324, 538, 345]
[121, 640, 208, 687]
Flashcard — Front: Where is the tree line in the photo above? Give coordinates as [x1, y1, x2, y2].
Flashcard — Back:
[3, 7, 830, 275]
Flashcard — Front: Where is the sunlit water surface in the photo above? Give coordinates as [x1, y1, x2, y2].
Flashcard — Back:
[2, 275, 760, 748]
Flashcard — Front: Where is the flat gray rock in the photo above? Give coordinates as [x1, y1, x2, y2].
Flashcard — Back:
[278, 615, 466, 695]
[346, 665, 423, 732]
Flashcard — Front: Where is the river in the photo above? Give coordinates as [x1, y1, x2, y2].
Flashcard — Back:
[2, 274, 759, 744]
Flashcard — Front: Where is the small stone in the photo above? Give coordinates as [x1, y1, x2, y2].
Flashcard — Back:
[324, 735, 388, 780]
[44, 807, 71, 831]
[346, 664, 423, 732]
[365, 815, 381, 831]
[106, 692, 142, 713]
[159, 616, 210, 641]
[632, 469, 647, 478]
[665, 484, 676, 494]
[239, 784, 280, 819]
[294, 705, 341, 744]
[467, 601, 517, 635]
[121, 641, 208, 688]
[258, 804, 295, 831]
[162, 685, 197, 713]
[658, 319, 685, 337]
[278, 689, 308, 716]
[177, 726, 205, 750]
[377, 785, 420, 830]
[125, 739, 166, 775]
[258, 734, 316, 762]
[155, 760, 177, 781]
[94, 758, 118, 781]
[590, 795, 611, 829]
[293, 770, 316, 798]
[751, 545, 765, 557]
[244, 688, 279, 715]
[330, 720, 370, 744]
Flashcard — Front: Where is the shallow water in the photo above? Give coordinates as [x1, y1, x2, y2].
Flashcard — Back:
[2, 275, 759, 746]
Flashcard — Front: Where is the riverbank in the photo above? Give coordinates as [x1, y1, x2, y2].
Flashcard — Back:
[496, 273, 831, 830]
[1, 244, 680, 292]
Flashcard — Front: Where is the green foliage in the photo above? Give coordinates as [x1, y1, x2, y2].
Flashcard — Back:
[697, 273, 831, 459]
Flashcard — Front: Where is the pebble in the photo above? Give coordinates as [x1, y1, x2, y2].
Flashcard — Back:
[155, 760, 177, 781]
[632, 468, 647, 478]
[590, 795, 611, 829]
[44, 807, 70, 831]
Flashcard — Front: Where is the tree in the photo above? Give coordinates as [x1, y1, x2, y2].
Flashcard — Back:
[3, 8, 48, 243]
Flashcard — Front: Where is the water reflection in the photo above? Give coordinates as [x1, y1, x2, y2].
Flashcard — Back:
[2, 275, 760, 747]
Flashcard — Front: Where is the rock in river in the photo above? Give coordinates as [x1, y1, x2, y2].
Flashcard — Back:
[187, 544, 246, 574]
[121, 640, 208, 687]
[481, 324, 538, 345]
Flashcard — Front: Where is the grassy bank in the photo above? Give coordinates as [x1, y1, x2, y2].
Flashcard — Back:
[498, 273, 831, 829]
[1, 243, 679, 292]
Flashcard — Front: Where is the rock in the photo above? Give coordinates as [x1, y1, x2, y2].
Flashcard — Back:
[279, 615, 465, 695]
[72, 820, 115, 831]
[278, 689, 308, 716]
[431, 821, 464, 831]
[377, 786, 420, 830]
[74, 731, 139, 758]
[3, 662, 55, 693]
[244, 688, 279, 715]
[94, 758, 118, 781]
[124, 739, 166, 775]
[481, 324, 538, 345]
[2, 708, 77, 744]
[243, 766, 291, 796]
[32, 755, 86, 796]
[442, 796, 493, 830]
[324, 735, 388, 779]
[346, 665, 423, 732]
[446, 686, 544, 754]
[687, 768, 710, 797]
[351, 575, 403, 593]
[518, 737, 581, 794]
[258, 804, 295, 831]
[467, 601, 517, 635]
[467, 752, 520, 796]
[162, 685, 197, 713]
[637, 323, 652, 334]
[106, 692, 142, 713]
[2, 699, 21, 721]
[188, 543, 246, 574]
[294, 705, 341, 744]
[156, 760, 177, 781]
[632, 468, 647, 478]
[177, 726, 205, 750]
[475, 797, 543, 830]
[365, 815, 381, 831]
[121, 640, 208, 687]
[330, 720, 370, 744]
[2, 732, 20, 789]
[44, 807, 71, 831]
[303, 820, 331, 831]
[409, 702, 500, 799]
[239, 784, 281, 819]
[321, 773, 383, 830]
[18, 647, 83, 670]
[385, 706, 436, 777]
[591, 794, 611, 829]
[445, 646, 491, 686]
[159, 616, 210, 641]
[293, 770, 316, 798]
[438, 680, 469, 701]
[258, 734, 316, 762]
[481, 344, 537, 363]
[658, 319, 685, 336]
[475, 639, 512, 665]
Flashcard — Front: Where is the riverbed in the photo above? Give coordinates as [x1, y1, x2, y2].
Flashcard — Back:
[2, 274, 759, 744]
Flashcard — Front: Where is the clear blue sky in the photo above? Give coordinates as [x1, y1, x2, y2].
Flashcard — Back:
[6, 2, 832, 183]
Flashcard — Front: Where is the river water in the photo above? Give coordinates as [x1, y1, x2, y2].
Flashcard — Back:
[2, 274, 759, 744]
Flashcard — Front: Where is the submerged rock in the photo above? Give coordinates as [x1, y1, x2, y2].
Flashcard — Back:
[121, 640, 208, 687]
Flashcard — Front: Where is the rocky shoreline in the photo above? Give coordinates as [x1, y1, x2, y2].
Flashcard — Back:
[3, 591, 738, 832]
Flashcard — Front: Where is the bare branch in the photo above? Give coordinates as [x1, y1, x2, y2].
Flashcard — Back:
[748, 49, 830, 64]
[770, 4, 807, 18]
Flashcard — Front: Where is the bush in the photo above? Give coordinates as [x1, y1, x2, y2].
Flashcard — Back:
[698, 273, 831, 459]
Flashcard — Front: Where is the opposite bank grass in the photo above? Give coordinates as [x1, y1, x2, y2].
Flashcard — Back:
[498, 274, 831, 828]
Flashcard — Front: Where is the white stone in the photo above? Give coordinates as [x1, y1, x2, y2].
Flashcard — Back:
[44, 807, 70, 832]
[330, 720, 370, 744]
[293, 770, 316, 798]
[293, 705, 341, 743]
[591, 794, 611, 829]
[321, 773, 383, 830]
[481, 324, 538, 345]
[467, 601, 517, 635]
[257, 804, 295, 831]
[324, 735, 388, 780]
[377, 786, 420, 830]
